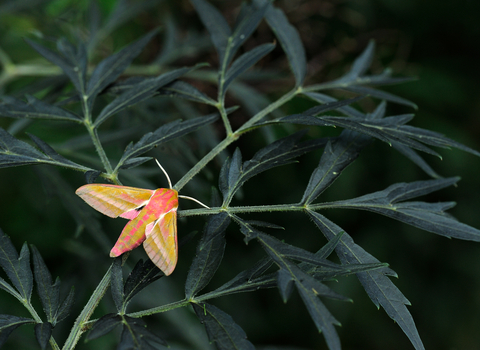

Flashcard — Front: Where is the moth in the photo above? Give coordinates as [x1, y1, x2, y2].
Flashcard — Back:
[75, 160, 209, 276]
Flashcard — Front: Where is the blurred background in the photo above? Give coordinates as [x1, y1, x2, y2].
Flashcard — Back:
[0, 0, 479, 349]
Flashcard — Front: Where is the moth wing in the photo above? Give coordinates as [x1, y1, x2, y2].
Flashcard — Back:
[143, 210, 178, 276]
[76, 184, 154, 219]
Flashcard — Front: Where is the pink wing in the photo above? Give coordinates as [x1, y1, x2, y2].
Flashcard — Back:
[75, 184, 154, 219]
[143, 209, 178, 276]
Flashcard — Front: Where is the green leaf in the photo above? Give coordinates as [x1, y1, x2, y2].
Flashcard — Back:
[0, 229, 33, 301]
[118, 113, 219, 167]
[34, 322, 53, 350]
[258, 233, 343, 270]
[123, 259, 162, 305]
[185, 212, 230, 299]
[193, 303, 255, 350]
[341, 85, 417, 108]
[301, 130, 371, 205]
[119, 157, 152, 170]
[119, 316, 167, 350]
[0, 276, 18, 297]
[279, 96, 364, 125]
[392, 142, 441, 178]
[257, 232, 345, 350]
[0, 95, 82, 122]
[94, 65, 200, 128]
[86, 313, 122, 341]
[86, 30, 158, 109]
[31, 246, 60, 323]
[229, 3, 268, 65]
[296, 282, 342, 350]
[218, 148, 242, 201]
[56, 286, 75, 323]
[277, 268, 294, 302]
[344, 40, 375, 79]
[210, 258, 275, 297]
[223, 43, 275, 95]
[25, 38, 87, 94]
[307, 211, 425, 350]
[221, 131, 329, 205]
[0, 315, 36, 348]
[27, 133, 90, 169]
[191, 0, 231, 64]
[329, 177, 480, 242]
[0, 128, 92, 171]
[111, 258, 124, 313]
[303, 92, 366, 118]
[159, 80, 217, 105]
[254, 0, 306, 87]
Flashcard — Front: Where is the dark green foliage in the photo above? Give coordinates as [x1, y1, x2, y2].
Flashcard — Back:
[0, 230, 74, 348]
[0, 1, 478, 350]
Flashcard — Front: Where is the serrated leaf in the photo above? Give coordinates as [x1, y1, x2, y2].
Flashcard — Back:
[85, 170, 102, 184]
[86, 30, 158, 109]
[0, 315, 36, 347]
[254, 0, 306, 86]
[0, 127, 92, 171]
[307, 211, 425, 350]
[119, 316, 167, 350]
[277, 268, 294, 303]
[94, 65, 200, 127]
[222, 43, 275, 95]
[301, 130, 371, 205]
[218, 148, 242, 200]
[258, 233, 342, 269]
[119, 157, 152, 170]
[392, 142, 441, 178]
[341, 85, 417, 108]
[193, 303, 255, 350]
[185, 212, 230, 299]
[123, 259, 162, 305]
[211, 258, 275, 297]
[345, 40, 375, 79]
[118, 113, 219, 167]
[87, 313, 122, 341]
[328, 177, 480, 241]
[56, 286, 75, 323]
[0, 230, 33, 301]
[34, 322, 53, 350]
[159, 80, 217, 105]
[303, 92, 366, 118]
[27, 133, 89, 169]
[31, 246, 60, 323]
[296, 284, 342, 350]
[222, 131, 329, 205]
[111, 258, 124, 313]
[0, 276, 19, 297]
[0, 95, 82, 122]
[25, 38, 87, 93]
[279, 96, 364, 125]
[256, 232, 345, 350]
[191, 0, 231, 64]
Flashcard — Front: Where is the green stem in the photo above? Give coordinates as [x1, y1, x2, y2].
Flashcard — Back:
[178, 203, 307, 218]
[21, 300, 61, 350]
[175, 87, 300, 192]
[85, 123, 116, 180]
[62, 264, 113, 350]
[127, 299, 190, 318]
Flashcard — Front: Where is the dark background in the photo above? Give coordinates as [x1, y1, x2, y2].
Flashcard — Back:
[0, 0, 479, 349]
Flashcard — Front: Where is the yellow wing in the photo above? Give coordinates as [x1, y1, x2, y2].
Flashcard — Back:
[76, 184, 154, 219]
[143, 210, 178, 276]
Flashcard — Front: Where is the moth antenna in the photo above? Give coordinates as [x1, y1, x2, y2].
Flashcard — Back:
[155, 159, 172, 189]
[179, 195, 211, 209]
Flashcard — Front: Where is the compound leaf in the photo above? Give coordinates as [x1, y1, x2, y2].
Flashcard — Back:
[193, 303, 255, 350]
